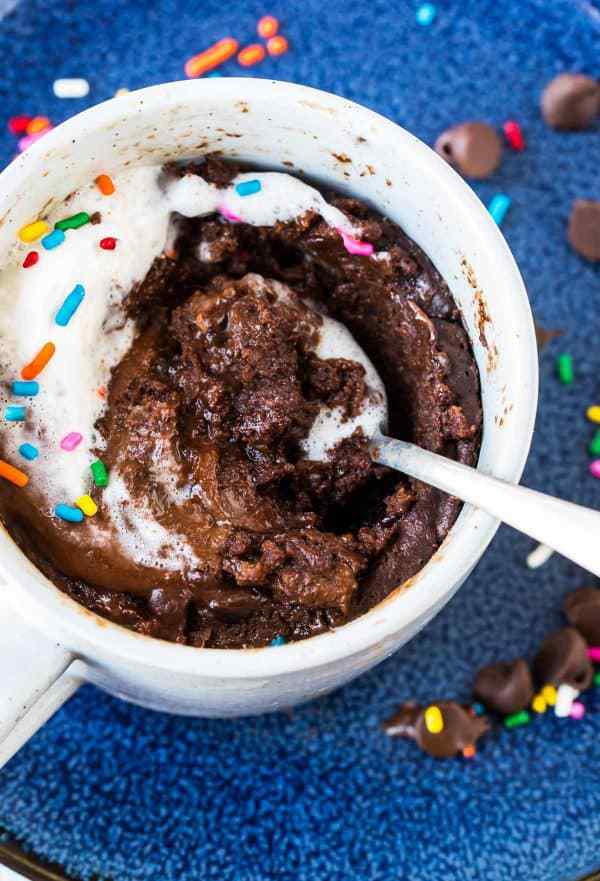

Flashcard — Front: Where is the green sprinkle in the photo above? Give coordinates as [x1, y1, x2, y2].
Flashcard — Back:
[589, 430, 600, 457]
[90, 458, 109, 487]
[594, 671, 600, 687]
[55, 211, 90, 231]
[556, 353, 574, 385]
[504, 710, 530, 729]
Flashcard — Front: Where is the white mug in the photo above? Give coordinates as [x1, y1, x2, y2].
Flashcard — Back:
[0, 79, 538, 768]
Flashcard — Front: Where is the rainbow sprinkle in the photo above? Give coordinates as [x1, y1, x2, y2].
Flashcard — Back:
[235, 179, 262, 197]
[416, 3, 437, 25]
[55, 284, 85, 326]
[21, 342, 55, 380]
[76, 494, 98, 517]
[19, 443, 38, 461]
[0, 459, 28, 487]
[91, 458, 109, 487]
[11, 380, 39, 396]
[41, 229, 66, 250]
[55, 211, 90, 231]
[19, 220, 49, 243]
[55, 503, 84, 523]
[338, 229, 374, 256]
[5, 405, 26, 421]
[60, 432, 83, 452]
[270, 635, 286, 646]
[488, 194, 512, 226]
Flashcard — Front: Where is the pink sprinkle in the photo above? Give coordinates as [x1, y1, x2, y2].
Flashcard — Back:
[219, 204, 242, 223]
[587, 646, 600, 662]
[590, 460, 600, 479]
[570, 701, 585, 720]
[18, 127, 53, 152]
[337, 228, 374, 256]
[60, 432, 83, 452]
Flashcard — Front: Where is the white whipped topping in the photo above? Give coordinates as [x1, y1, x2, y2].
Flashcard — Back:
[166, 171, 361, 236]
[102, 473, 198, 571]
[302, 315, 387, 460]
[0, 165, 170, 505]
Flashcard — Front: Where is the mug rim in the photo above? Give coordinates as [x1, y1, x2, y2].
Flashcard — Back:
[0, 78, 538, 678]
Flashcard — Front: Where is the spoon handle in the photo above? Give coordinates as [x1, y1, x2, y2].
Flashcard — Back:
[373, 435, 600, 576]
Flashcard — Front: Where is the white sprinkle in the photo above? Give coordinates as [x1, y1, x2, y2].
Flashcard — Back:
[526, 542, 555, 569]
[53, 78, 90, 99]
[554, 683, 579, 718]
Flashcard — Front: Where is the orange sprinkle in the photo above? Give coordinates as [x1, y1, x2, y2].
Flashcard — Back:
[95, 174, 115, 196]
[185, 37, 239, 78]
[97, 385, 106, 399]
[462, 744, 476, 759]
[0, 459, 29, 487]
[266, 35, 289, 57]
[21, 342, 56, 380]
[237, 43, 266, 68]
[26, 116, 51, 136]
[257, 15, 279, 38]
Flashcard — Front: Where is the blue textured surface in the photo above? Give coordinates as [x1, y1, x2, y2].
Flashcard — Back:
[1, 1, 600, 879]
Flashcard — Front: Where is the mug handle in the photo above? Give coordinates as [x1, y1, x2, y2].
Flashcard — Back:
[0, 583, 81, 769]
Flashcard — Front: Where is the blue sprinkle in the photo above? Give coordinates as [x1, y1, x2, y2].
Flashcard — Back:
[41, 228, 66, 250]
[11, 380, 39, 396]
[270, 635, 286, 647]
[488, 193, 512, 226]
[55, 283, 85, 326]
[19, 443, 38, 461]
[207, 72, 222, 78]
[5, 405, 26, 421]
[235, 179, 262, 197]
[416, 3, 437, 25]
[471, 702, 486, 716]
[55, 503, 84, 523]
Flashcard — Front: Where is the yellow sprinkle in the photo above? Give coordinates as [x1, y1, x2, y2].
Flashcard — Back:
[75, 494, 98, 517]
[19, 220, 50, 243]
[587, 405, 600, 424]
[541, 684, 557, 706]
[424, 705, 444, 734]
[531, 694, 547, 714]
[114, 87, 129, 97]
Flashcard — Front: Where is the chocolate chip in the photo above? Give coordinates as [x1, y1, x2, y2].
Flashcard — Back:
[89, 211, 102, 225]
[434, 122, 502, 179]
[568, 199, 600, 262]
[473, 658, 534, 715]
[541, 73, 600, 131]
[382, 700, 489, 758]
[563, 586, 600, 646]
[533, 627, 593, 691]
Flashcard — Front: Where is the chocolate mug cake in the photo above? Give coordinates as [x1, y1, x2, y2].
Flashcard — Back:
[0, 157, 482, 648]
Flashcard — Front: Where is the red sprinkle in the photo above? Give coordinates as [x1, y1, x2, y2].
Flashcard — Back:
[503, 120, 525, 151]
[22, 251, 39, 268]
[100, 237, 117, 250]
[8, 115, 31, 136]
